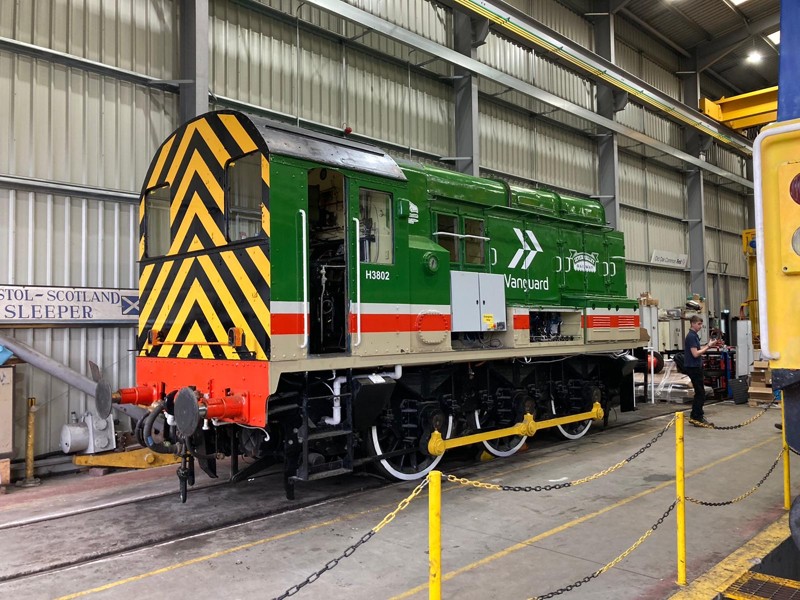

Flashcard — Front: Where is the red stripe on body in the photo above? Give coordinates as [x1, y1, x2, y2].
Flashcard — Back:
[270, 313, 452, 335]
[585, 315, 641, 328]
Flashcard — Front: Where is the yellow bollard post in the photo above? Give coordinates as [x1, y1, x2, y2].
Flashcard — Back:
[782, 392, 791, 511]
[17, 398, 41, 488]
[676, 411, 686, 586]
[429, 470, 442, 600]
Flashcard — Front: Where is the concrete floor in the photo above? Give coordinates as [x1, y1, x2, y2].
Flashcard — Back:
[0, 401, 791, 600]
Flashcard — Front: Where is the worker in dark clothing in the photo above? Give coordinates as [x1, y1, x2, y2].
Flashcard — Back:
[684, 315, 719, 426]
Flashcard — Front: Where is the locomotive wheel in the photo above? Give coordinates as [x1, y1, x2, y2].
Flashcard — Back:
[550, 399, 592, 441]
[470, 409, 527, 457]
[367, 404, 453, 481]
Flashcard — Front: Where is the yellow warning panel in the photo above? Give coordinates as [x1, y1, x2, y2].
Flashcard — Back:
[759, 118, 800, 369]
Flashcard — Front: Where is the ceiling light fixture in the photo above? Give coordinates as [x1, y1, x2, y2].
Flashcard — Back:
[746, 50, 763, 64]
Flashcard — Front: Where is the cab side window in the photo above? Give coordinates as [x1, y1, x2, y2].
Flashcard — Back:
[359, 188, 394, 264]
[145, 185, 171, 257]
[435, 214, 459, 263]
[227, 152, 263, 241]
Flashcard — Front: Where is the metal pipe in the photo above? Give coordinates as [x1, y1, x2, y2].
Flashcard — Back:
[17, 398, 41, 488]
[0, 332, 95, 397]
[676, 411, 686, 586]
[782, 393, 791, 511]
[429, 470, 442, 600]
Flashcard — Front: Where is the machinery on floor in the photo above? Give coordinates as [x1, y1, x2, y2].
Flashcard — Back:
[96, 110, 644, 500]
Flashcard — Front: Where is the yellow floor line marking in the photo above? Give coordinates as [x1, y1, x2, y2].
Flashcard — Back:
[46, 422, 666, 598]
[387, 437, 780, 600]
[668, 513, 790, 600]
[51, 507, 380, 600]
[48, 408, 751, 599]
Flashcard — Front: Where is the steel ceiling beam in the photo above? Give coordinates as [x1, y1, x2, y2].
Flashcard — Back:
[696, 10, 781, 72]
[431, 0, 753, 156]
[658, 0, 713, 42]
[608, 0, 634, 15]
[297, 0, 752, 187]
[179, 0, 209, 123]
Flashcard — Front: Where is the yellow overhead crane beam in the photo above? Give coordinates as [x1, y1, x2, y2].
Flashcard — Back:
[700, 87, 778, 131]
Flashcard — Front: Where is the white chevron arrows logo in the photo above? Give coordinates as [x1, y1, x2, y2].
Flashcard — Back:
[508, 228, 543, 269]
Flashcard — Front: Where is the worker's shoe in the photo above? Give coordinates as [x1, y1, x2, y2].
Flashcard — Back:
[691, 416, 714, 428]
[775, 423, 783, 431]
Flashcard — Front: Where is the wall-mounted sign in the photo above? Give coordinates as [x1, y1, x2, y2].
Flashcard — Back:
[0, 286, 138, 325]
[650, 249, 688, 269]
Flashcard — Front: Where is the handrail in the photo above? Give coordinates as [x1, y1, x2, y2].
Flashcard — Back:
[353, 217, 362, 347]
[432, 232, 491, 241]
[299, 209, 309, 350]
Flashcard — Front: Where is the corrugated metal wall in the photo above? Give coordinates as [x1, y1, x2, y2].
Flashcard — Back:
[619, 152, 689, 309]
[0, 0, 179, 457]
[704, 180, 749, 314]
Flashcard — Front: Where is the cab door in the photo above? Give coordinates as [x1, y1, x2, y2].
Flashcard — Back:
[559, 227, 585, 295]
[606, 231, 626, 297]
[583, 230, 609, 295]
[348, 182, 410, 355]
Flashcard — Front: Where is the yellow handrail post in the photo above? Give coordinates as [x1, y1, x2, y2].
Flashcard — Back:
[16, 397, 41, 488]
[429, 471, 442, 600]
[676, 412, 686, 586]
[782, 392, 791, 510]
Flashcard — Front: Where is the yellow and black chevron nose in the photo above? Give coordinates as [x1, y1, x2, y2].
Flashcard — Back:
[136, 111, 271, 361]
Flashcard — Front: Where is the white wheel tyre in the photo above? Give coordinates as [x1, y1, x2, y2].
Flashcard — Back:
[551, 400, 592, 440]
[472, 409, 527, 458]
[370, 416, 454, 481]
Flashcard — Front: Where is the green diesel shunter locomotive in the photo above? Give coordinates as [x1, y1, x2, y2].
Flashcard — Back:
[120, 110, 643, 500]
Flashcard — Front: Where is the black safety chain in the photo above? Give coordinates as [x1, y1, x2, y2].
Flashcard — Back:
[623, 416, 675, 463]
[686, 452, 782, 507]
[531, 501, 677, 600]
[690, 402, 777, 430]
[501, 480, 572, 492]
[272, 530, 376, 600]
[501, 415, 676, 492]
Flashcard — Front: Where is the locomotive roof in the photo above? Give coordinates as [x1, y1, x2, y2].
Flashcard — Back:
[243, 113, 407, 182]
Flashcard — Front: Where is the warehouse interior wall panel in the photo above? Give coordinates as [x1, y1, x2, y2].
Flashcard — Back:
[479, 102, 535, 181]
[704, 183, 720, 229]
[648, 214, 688, 256]
[478, 32, 536, 85]
[706, 228, 721, 269]
[625, 263, 649, 299]
[210, 0, 454, 158]
[615, 16, 680, 73]
[0, 51, 178, 191]
[535, 119, 597, 195]
[719, 188, 748, 232]
[614, 40, 681, 102]
[0, 189, 138, 289]
[618, 152, 647, 209]
[707, 144, 747, 180]
[4, 326, 136, 459]
[505, 0, 594, 50]
[650, 268, 690, 311]
[619, 207, 648, 262]
[0, 0, 179, 80]
[0, 1, 178, 455]
[646, 163, 686, 219]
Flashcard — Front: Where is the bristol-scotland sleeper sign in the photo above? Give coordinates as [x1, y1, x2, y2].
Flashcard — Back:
[0, 286, 139, 325]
